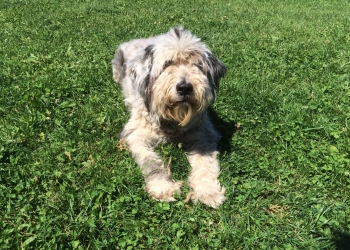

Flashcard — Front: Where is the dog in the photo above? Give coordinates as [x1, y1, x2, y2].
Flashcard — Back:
[112, 27, 226, 208]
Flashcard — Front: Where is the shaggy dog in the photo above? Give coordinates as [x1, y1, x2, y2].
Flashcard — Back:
[112, 27, 226, 208]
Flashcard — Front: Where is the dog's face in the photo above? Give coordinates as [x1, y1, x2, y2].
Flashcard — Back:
[136, 27, 226, 126]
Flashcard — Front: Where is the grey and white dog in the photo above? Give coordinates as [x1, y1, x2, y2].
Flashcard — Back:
[112, 27, 226, 208]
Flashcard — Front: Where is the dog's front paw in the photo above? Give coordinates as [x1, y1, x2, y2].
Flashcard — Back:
[145, 177, 182, 202]
[185, 180, 226, 208]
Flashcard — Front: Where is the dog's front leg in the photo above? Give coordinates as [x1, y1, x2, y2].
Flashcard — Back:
[185, 150, 226, 208]
[122, 127, 182, 201]
[183, 124, 226, 209]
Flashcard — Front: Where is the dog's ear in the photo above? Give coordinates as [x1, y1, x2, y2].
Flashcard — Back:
[129, 45, 154, 111]
[204, 52, 226, 89]
[112, 48, 126, 83]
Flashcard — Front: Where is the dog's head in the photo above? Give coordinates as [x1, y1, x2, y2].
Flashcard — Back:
[135, 27, 226, 126]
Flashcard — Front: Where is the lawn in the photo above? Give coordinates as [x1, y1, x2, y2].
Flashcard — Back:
[1, 0, 350, 249]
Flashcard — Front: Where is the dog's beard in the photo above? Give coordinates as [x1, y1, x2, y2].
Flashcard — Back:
[166, 102, 194, 126]
[152, 90, 210, 127]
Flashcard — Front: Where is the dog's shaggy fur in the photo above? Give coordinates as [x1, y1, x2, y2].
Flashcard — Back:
[112, 27, 227, 208]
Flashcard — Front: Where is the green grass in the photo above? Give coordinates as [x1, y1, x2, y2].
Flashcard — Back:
[1, 0, 350, 249]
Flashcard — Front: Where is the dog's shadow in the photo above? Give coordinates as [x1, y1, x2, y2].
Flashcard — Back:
[208, 107, 238, 154]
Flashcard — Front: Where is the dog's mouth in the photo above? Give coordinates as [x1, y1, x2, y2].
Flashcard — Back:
[166, 96, 192, 107]
[175, 95, 194, 104]
[176, 100, 189, 106]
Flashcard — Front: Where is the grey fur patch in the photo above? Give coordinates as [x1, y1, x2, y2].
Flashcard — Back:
[143, 45, 154, 63]
[174, 27, 181, 38]
[142, 73, 152, 111]
[141, 46, 155, 111]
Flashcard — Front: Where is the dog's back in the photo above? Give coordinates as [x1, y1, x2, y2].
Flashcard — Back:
[112, 38, 155, 83]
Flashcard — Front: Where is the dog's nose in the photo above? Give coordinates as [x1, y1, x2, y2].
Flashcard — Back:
[176, 82, 193, 96]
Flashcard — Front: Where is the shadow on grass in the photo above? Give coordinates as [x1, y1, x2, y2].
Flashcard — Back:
[208, 107, 238, 154]
[332, 229, 350, 250]
[0, 150, 11, 165]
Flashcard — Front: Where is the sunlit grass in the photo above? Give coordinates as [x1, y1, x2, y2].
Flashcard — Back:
[1, 0, 349, 249]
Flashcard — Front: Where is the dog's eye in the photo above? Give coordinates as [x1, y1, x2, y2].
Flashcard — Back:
[163, 60, 172, 69]
[196, 62, 204, 71]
